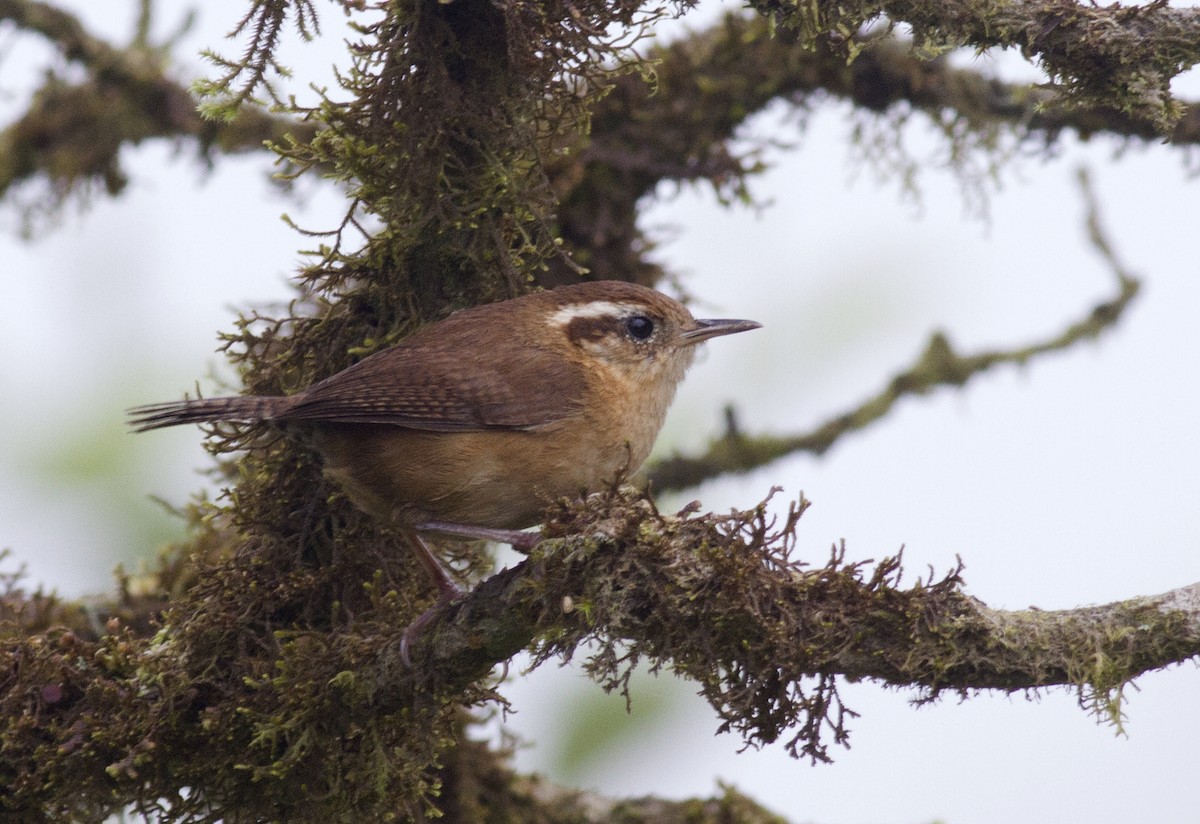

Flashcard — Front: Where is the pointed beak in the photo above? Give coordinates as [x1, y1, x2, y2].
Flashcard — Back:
[680, 318, 762, 345]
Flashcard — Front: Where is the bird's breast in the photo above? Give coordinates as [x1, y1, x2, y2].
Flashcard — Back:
[311, 417, 657, 530]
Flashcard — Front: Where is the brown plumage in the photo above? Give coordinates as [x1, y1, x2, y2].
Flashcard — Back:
[130, 281, 759, 592]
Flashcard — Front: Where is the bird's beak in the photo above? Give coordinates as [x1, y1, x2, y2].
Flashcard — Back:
[680, 318, 762, 345]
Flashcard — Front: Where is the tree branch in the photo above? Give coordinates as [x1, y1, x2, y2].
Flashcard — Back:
[546, 11, 1200, 287]
[5, 3, 1197, 245]
[752, 0, 1200, 129]
[0, 0, 316, 228]
[3, 2, 1193, 819]
[645, 167, 1140, 492]
[6, 485, 1198, 817]
[395, 487, 1200, 760]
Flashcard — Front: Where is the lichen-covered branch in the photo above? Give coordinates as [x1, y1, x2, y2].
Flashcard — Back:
[5, 2, 1198, 245]
[546, 11, 1200, 284]
[647, 270, 1138, 491]
[0, 0, 317, 230]
[7, 486, 1197, 819]
[438, 754, 789, 824]
[402, 487, 1200, 760]
[752, 0, 1200, 130]
[645, 168, 1140, 492]
[783, 26, 1200, 144]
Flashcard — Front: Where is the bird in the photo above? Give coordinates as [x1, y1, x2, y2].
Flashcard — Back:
[129, 280, 760, 603]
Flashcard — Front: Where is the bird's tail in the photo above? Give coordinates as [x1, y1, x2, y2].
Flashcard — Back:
[127, 396, 286, 432]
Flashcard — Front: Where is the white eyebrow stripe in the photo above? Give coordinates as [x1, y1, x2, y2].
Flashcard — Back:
[547, 301, 642, 327]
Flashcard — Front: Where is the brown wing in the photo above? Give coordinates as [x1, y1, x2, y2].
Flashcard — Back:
[277, 305, 585, 432]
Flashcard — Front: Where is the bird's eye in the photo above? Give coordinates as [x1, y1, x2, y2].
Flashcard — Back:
[625, 315, 655, 341]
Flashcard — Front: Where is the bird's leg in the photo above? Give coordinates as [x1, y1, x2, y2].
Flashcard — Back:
[398, 524, 542, 666]
[400, 528, 465, 599]
[415, 520, 543, 552]
[398, 528, 466, 667]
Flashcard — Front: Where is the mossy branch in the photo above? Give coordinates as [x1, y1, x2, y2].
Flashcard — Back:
[398, 486, 1200, 760]
[0, 0, 318, 230]
[547, 11, 1200, 284]
[752, 0, 1200, 130]
[6, 485, 1199, 818]
[4, 3, 1198, 242]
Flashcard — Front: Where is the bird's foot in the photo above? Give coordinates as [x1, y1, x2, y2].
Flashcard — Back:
[399, 590, 462, 668]
[397, 523, 541, 667]
[415, 520, 543, 552]
[397, 529, 467, 667]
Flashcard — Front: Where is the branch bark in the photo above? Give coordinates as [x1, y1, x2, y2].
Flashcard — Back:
[548, 11, 1200, 284]
[647, 269, 1139, 491]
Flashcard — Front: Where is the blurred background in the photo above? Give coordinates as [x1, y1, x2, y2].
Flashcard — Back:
[2, 1, 1198, 822]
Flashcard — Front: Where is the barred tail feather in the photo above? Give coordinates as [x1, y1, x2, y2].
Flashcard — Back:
[127, 396, 285, 432]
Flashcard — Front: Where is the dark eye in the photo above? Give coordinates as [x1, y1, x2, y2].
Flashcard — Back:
[625, 315, 655, 341]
